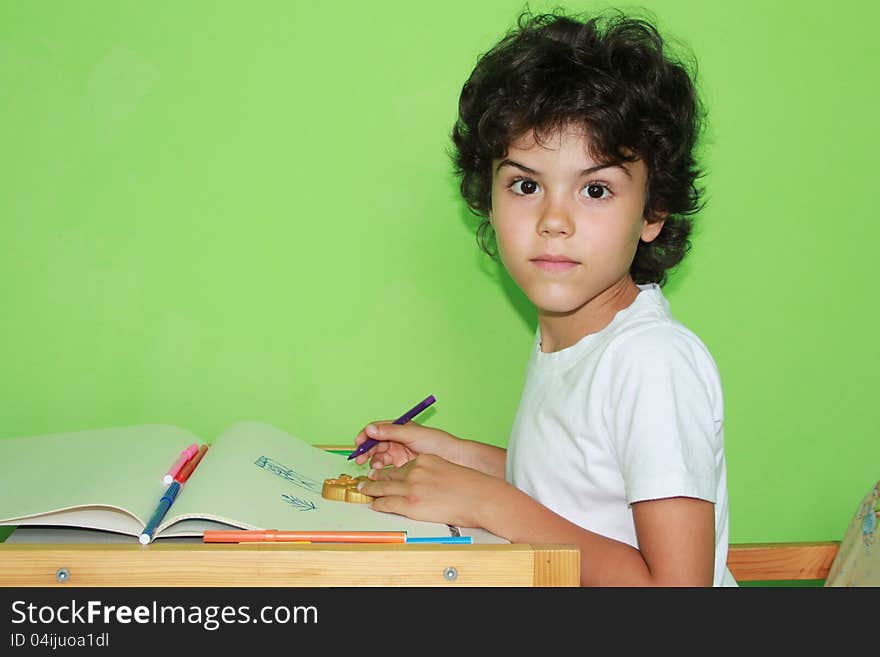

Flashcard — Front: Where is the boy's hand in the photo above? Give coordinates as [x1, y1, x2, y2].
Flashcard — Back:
[352, 421, 457, 468]
[358, 454, 500, 528]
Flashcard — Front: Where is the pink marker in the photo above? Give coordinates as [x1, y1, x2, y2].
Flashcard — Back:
[163, 443, 199, 485]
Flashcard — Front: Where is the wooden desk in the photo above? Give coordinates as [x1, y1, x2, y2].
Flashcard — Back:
[726, 541, 839, 582]
[0, 539, 846, 586]
[0, 442, 577, 587]
[0, 542, 580, 587]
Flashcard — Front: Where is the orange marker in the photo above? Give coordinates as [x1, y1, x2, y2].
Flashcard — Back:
[202, 530, 406, 544]
[174, 444, 208, 484]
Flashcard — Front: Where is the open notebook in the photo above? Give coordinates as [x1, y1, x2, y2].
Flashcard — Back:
[0, 421, 463, 541]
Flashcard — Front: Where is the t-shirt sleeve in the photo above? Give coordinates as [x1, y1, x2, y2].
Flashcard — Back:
[605, 324, 724, 506]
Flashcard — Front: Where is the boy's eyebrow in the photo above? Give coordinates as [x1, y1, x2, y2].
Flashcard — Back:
[495, 158, 632, 179]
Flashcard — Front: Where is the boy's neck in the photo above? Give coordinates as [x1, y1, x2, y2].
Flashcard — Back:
[537, 277, 642, 353]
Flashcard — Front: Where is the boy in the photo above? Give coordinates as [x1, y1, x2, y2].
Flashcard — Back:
[355, 8, 736, 587]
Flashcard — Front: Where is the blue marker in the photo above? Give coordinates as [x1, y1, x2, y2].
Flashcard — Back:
[405, 536, 473, 544]
[138, 481, 181, 545]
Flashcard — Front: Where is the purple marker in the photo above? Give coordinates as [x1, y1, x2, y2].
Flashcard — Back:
[347, 395, 437, 461]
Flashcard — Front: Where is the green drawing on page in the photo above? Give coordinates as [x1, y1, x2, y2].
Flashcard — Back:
[254, 455, 320, 492]
[281, 494, 317, 511]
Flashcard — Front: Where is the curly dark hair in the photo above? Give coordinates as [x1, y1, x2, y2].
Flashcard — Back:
[449, 7, 707, 286]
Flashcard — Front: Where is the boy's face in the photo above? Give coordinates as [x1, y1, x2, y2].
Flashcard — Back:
[489, 128, 663, 318]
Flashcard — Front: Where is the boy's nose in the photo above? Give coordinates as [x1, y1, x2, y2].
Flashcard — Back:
[537, 202, 575, 237]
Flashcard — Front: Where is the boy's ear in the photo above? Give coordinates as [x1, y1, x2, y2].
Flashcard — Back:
[640, 210, 667, 243]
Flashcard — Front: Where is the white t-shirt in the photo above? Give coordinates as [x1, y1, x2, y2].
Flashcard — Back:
[506, 284, 737, 586]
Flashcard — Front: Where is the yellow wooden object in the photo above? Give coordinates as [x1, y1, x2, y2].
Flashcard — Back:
[322, 474, 373, 504]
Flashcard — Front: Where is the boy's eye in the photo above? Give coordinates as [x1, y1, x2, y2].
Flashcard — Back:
[508, 178, 612, 200]
[509, 178, 540, 195]
[583, 183, 611, 199]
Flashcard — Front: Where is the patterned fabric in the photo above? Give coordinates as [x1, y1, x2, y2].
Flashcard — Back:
[825, 479, 880, 586]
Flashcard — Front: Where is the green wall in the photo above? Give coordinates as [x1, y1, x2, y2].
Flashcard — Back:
[1, 0, 876, 546]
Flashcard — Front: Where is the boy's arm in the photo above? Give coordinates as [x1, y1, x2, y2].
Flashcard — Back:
[478, 483, 716, 586]
[448, 438, 506, 478]
[363, 456, 714, 586]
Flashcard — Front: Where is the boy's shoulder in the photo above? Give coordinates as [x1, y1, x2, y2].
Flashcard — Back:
[602, 285, 718, 370]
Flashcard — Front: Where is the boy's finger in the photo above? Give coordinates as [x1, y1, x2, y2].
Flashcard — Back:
[369, 495, 408, 516]
[359, 478, 408, 498]
[366, 464, 413, 482]
[353, 426, 395, 456]
[368, 452, 393, 469]
[365, 421, 427, 444]
[354, 421, 391, 444]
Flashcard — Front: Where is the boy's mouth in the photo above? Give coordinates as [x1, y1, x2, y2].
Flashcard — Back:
[530, 254, 580, 272]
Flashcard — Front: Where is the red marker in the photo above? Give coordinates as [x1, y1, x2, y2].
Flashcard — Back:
[175, 444, 208, 484]
[163, 443, 199, 485]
